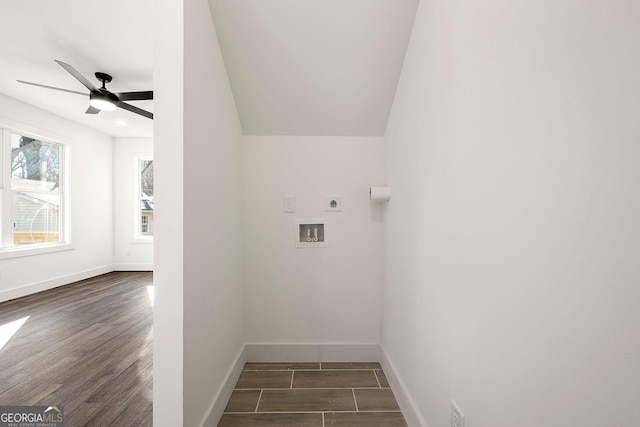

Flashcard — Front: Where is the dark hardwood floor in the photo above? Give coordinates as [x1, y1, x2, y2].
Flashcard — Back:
[0, 272, 153, 426]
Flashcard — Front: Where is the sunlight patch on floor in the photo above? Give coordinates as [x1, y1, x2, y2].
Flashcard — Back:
[0, 316, 29, 352]
[147, 286, 154, 307]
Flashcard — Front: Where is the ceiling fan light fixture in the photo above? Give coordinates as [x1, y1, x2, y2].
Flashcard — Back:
[89, 91, 117, 111]
[89, 98, 116, 111]
[19, 61, 153, 119]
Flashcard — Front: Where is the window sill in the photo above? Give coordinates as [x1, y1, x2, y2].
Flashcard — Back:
[0, 243, 74, 260]
[132, 237, 154, 245]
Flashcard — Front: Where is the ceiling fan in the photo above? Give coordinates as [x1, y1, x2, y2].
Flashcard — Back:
[17, 60, 153, 119]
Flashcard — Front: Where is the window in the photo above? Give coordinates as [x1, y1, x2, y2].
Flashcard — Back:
[1, 128, 66, 250]
[141, 215, 150, 234]
[138, 159, 153, 237]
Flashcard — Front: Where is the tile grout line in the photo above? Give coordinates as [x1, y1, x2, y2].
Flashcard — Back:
[374, 369, 382, 388]
[235, 387, 384, 391]
[322, 411, 325, 427]
[244, 368, 381, 372]
[254, 389, 263, 413]
[352, 388, 359, 412]
[223, 410, 402, 415]
[290, 370, 295, 389]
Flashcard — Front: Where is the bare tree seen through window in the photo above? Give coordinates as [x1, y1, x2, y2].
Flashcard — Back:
[140, 159, 154, 236]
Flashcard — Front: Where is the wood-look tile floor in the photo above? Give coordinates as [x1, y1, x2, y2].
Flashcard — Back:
[0, 272, 153, 426]
[220, 363, 407, 426]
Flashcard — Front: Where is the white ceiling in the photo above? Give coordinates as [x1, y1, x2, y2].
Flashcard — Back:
[209, 0, 419, 136]
[1, 0, 418, 138]
[0, 0, 154, 138]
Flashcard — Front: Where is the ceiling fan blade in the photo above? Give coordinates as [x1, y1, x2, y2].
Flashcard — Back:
[17, 80, 87, 96]
[116, 101, 153, 119]
[55, 60, 97, 92]
[117, 91, 153, 101]
[85, 106, 101, 114]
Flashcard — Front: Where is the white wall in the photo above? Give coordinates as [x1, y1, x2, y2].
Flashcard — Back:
[244, 136, 385, 345]
[183, 0, 244, 425]
[113, 137, 153, 271]
[0, 94, 113, 302]
[153, 0, 184, 423]
[154, 0, 245, 426]
[383, 1, 640, 426]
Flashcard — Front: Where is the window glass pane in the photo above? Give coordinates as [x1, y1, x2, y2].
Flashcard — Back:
[140, 160, 154, 236]
[12, 192, 60, 245]
[11, 134, 60, 193]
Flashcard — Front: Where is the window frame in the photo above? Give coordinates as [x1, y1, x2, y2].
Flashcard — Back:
[0, 126, 71, 259]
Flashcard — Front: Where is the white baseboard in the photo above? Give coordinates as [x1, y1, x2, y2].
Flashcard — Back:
[245, 343, 381, 362]
[379, 346, 427, 427]
[201, 345, 246, 427]
[0, 265, 114, 303]
[113, 263, 153, 271]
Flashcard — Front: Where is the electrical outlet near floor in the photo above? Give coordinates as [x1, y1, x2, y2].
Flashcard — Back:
[451, 400, 465, 427]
